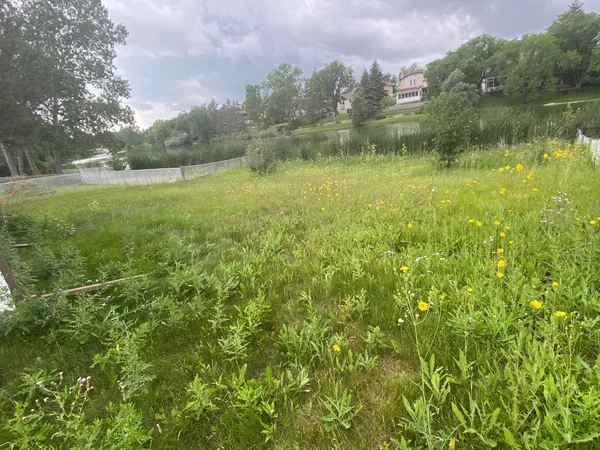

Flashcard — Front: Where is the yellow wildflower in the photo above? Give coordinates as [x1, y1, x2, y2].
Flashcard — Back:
[515, 163, 523, 171]
[505, 165, 511, 170]
[543, 153, 549, 159]
[533, 188, 539, 192]
[552, 281, 559, 287]
[393, 295, 399, 300]
[508, 240, 514, 244]
[321, 208, 325, 211]
[407, 223, 413, 228]
[494, 220, 501, 225]
[332, 344, 341, 352]
[467, 287, 473, 293]
[497, 248, 504, 253]
[499, 232, 506, 238]
[554, 311, 567, 318]
[590, 220, 597, 225]
[530, 300, 543, 310]
[400, 266, 409, 272]
[115, 344, 120, 352]
[496, 272, 504, 279]
[418, 301, 429, 312]
[476, 221, 483, 227]
[505, 226, 511, 230]
[468, 219, 475, 223]
[449, 439, 456, 450]
[527, 171, 533, 179]
[497, 260, 506, 268]
[368, 203, 372, 207]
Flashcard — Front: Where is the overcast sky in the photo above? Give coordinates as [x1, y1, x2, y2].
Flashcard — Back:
[103, 0, 600, 128]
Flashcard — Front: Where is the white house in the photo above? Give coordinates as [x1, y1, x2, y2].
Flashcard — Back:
[395, 72, 427, 105]
[481, 68, 501, 94]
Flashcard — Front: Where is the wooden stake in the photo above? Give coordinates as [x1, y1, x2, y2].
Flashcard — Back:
[39, 274, 147, 299]
[0, 249, 23, 302]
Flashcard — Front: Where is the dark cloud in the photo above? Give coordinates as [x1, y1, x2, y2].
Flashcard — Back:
[104, 0, 600, 127]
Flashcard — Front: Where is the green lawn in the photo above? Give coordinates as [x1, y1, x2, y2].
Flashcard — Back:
[2, 141, 600, 448]
[479, 86, 600, 109]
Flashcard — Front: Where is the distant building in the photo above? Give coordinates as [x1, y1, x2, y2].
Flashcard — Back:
[337, 88, 357, 115]
[383, 82, 395, 96]
[395, 71, 427, 105]
[481, 68, 502, 95]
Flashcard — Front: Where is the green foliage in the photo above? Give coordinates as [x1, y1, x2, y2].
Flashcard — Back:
[495, 33, 560, 103]
[424, 92, 477, 167]
[246, 142, 278, 176]
[548, 1, 600, 88]
[426, 34, 505, 97]
[320, 384, 362, 434]
[351, 91, 369, 128]
[440, 68, 479, 104]
[305, 61, 354, 122]
[362, 61, 387, 117]
[380, 96, 397, 109]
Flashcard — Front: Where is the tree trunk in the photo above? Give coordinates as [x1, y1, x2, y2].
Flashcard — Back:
[0, 143, 18, 177]
[24, 149, 40, 175]
[53, 148, 63, 174]
[53, 93, 63, 174]
[17, 150, 24, 176]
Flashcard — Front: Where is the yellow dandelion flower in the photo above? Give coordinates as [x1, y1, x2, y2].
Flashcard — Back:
[368, 203, 372, 207]
[467, 287, 473, 293]
[393, 295, 399, 300]
[494, 221, 501, 225]
[499, 232, 506, 238]
[476, 221, 483, 227]
[497, 260, 506, 268]
[508, 240, 514, 244]
[497, 248, 504, 253]
[530, 300, 543, 310]
[496, 272, 504, 279]
[505, 226, 511, 230]
[321, 207, 325, 211]
[527, 171, 533, 179]
[407, 223, 413, 228]
[590, 220, 597, 225]
[400, 266, 409, 272]
[332, 344, 341, 352]
[379, 199, 385, 205]
[552, 281, 559, 287]
[533, 188, 539, 192]
[554, 311, 567, 318]
[505, 165, 511, 170]
[418, 301, 429, 312]
[468, 219, 475, 223]
[543, 153, 549, 159]
[515, 163, 523, 171]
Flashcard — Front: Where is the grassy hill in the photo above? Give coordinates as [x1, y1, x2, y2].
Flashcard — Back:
[2, 141, 600, 448]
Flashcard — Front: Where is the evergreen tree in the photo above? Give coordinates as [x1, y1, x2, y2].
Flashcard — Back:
[363, 61, 386, 117]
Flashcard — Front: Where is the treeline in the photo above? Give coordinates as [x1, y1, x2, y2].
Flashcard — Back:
[133, 1, 600, 153]
[427, 1, 600, 103]
[0, 0, 132, 176]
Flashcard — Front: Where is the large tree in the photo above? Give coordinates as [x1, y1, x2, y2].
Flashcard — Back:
[592, 33, 600, 72]
[306, 61, 354, 121]
[244, 84, 265, 125]
[363, 61, 386, 117]
[19, 0, 133, 173]
[548, 1, 600, 89]
[496, 33, 560, 104]
[263, 63, 303, 124]
[426, 35, 505, 97]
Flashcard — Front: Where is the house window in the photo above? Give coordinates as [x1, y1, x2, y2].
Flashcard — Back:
[486, 77, 501, 89]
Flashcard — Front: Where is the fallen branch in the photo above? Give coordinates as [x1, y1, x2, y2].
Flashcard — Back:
[12, 243, 33, 248]
[38, 274, 147, 299]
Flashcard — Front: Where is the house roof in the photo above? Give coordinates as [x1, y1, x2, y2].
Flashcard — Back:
[342, 88, 357, 100]
[398, 71, 425, 82]
[384, 82, 395, 86]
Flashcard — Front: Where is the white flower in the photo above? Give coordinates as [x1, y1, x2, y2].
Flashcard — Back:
[397, 318, 405, 325]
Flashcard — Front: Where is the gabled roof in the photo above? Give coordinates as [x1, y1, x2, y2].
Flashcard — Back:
[342, 88, 357, 100]
[398, 71, 425, 82]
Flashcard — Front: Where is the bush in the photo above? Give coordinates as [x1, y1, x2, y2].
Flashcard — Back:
[424, 92, 477, 168]
[351, 93, 369, 128]
[246, 143, 278, 175]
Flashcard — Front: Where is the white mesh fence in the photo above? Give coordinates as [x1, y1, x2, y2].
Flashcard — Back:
[0, 158, 247, 201]
[182, 157, 247, 180]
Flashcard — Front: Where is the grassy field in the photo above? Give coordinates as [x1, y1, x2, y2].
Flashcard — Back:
[1, 140, 600, 448]
[479, 86, 600, 109]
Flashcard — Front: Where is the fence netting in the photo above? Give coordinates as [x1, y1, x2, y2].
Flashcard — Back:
[0, 157, 247, 201]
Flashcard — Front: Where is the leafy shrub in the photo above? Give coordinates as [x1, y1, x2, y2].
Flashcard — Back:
[424, 92, 477, 167]
[246, 144, 278, 175]
[351, 92, 369, 128]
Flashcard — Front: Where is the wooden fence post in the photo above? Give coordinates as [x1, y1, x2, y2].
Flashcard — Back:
[0, 249, 23, 302]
